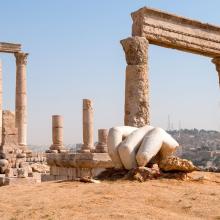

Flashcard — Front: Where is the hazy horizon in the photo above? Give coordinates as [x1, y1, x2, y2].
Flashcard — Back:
[0, 0, 220, 145]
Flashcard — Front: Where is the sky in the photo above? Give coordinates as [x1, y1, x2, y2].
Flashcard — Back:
[0, 0, 220, 145]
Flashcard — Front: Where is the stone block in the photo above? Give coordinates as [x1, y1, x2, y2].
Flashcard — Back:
[17, 168, 28, 178]
[1, 111, 19, 153]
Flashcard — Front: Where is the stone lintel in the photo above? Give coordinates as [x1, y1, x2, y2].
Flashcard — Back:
[132, 7, 220, 57]
[0, 42, 21, 53]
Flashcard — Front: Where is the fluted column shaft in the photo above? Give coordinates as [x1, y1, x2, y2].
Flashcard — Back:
[81, 99, 94, 152]
[121, 36, 150, 127]
[95, 129, 108, 153]
[50, 115, 64, 151]
[15, 52, 28, 148]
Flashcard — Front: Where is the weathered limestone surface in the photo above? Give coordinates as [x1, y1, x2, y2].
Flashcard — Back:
[25, 152, 47, 163]
[159, 156, 198, 172]
[121, 37, 150, 127]
[95, 129, 108, 153]
[46, 152, 113, 180]
[0, 159, 9, 173]
[15, 52, 28, 149]
[1, 111, 18, 153]
[132, 7, 220, 57]
[0, 175, 41, 186]
[31, 163, 49, 173]
[50, 115, 65, 151]
[0, 42, 21, 53]
[120, 36, 148, 65]
[47, 152, 113, 169]
[81, 99, 94, 152]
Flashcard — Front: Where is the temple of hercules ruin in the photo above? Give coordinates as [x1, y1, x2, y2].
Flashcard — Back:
[2, 7, 220, 184]
[46, 7, 220, 180]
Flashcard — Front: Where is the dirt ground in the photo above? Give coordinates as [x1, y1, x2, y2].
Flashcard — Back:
[0, 171, 219, 220]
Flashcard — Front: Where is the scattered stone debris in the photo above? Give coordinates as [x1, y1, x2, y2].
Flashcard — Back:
[96, 159, 198, 182]
[202, 167, 220, 173]
[0, 159, 9, 173]
[161, 171, 188, 180]
[79, 176, 100, 184]
[96, 167, 161, 182]
[96, 168, 128, 181]
[17, 168, 28, 178]
[125, 165, 161, 182]
[31, 163, 49, 173]
[159, 156, 198, 172]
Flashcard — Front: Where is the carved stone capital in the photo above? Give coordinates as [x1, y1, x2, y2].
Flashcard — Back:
[120, 36, 149, 65]
[212, 57, 220, 87]
[15, 52, 28, 65]
[83, 99, 93, 110]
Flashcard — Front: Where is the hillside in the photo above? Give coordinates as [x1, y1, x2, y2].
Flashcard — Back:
[169, 129, 220, 171]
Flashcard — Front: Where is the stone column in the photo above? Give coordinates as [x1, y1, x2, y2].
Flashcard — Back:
[81, 99, 94, 152]
[120, 36, 150, 127]
[212, 57, 220, 87]
[0, 61, 2, 146]
[95, 129, 108, 153]
[50, 115, 64, 151]
[15, 52, 28, 149]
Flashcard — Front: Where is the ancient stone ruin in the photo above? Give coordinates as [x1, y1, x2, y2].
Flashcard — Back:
[32, 7, 220, 181]
[46, 99, 113, 181]
[121, 7, 220, 128]
[0, 43, 28, 155]
[2, 7, 220, 185]
[0, 43, 48, 185]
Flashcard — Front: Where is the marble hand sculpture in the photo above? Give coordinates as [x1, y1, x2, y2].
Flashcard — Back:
[107, 125, 179, 170]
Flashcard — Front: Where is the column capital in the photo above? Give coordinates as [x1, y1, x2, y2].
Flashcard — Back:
[212, 57, 220, 87]
[120, 36, 149, 65]
[83, 99, 93, 110]
[15, 52, 29, 65]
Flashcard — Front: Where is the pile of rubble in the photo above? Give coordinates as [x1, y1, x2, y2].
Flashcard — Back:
[0, 111, 49, 186]
[96, 156, 198, 182]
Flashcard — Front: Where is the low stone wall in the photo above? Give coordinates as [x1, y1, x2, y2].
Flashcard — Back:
[46, 152, 113, 180]
[26, 152, 47, 163]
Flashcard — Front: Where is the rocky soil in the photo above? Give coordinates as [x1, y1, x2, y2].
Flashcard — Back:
[0, 171, 219, 220]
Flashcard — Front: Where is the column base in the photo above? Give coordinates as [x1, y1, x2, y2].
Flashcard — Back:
[95, 144, 108, 153]
[50, 144, 65, 151]
[79, 144, 94, 153]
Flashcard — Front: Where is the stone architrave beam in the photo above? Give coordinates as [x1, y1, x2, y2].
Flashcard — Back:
[132, 7, 220, 57]
[0, 42, 21, 53]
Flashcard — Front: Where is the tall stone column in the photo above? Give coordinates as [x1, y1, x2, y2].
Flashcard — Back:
[212, 57, 220, 87]
[81, 99, 94, 152]
[0, 61, 2, 146]
[95, 129, 108, 153]
[120, 36, 150, 127]
[15, 52, 28, 149]
[50, 115, 64, 151]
